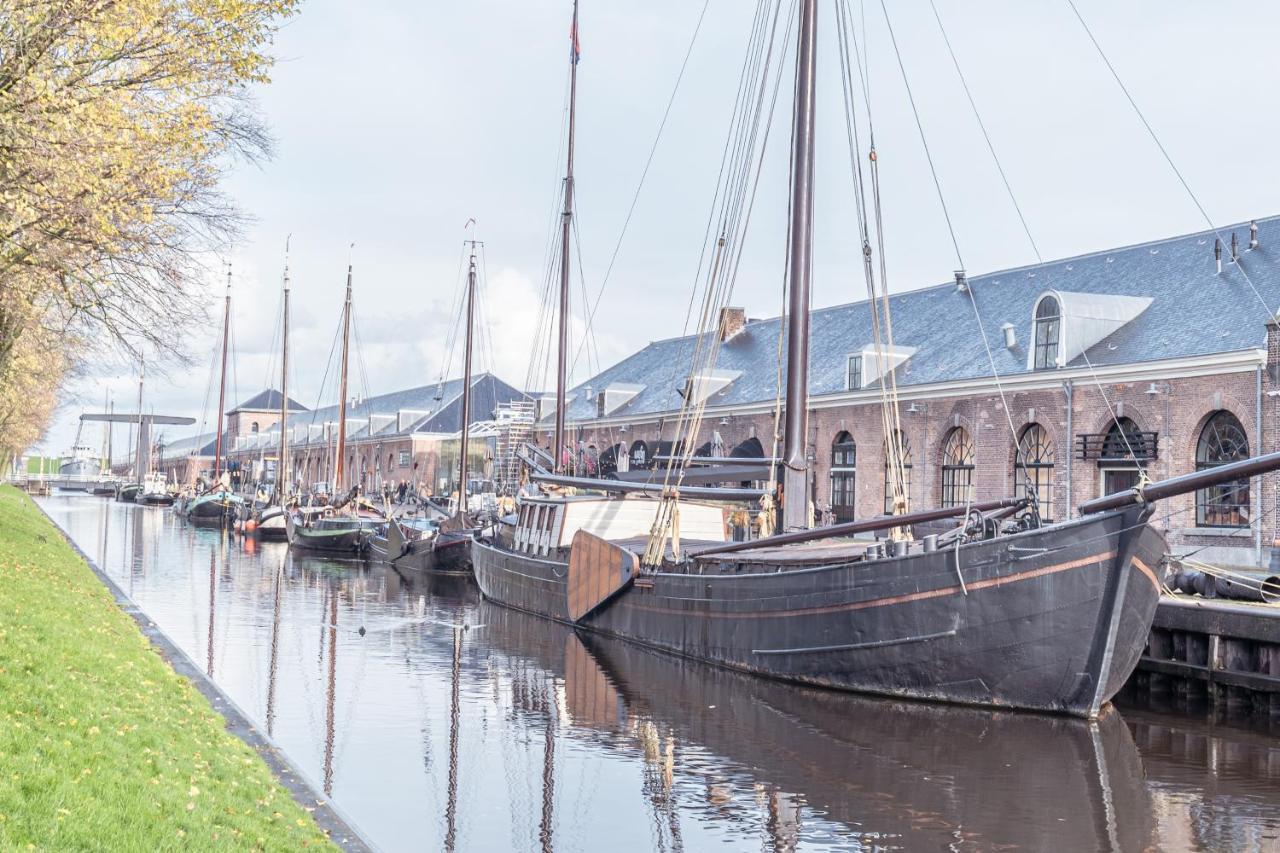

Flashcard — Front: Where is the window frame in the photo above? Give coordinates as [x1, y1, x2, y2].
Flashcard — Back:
[1033, 297, 1061, 370]
[883, 430, 913, 515]
[940, 427, 975, 509]
[1195, 411, 1250, 528]
[830, 431, 857, 522]
[1014, 423, 1055, 521]
[846, 354, 863, 391]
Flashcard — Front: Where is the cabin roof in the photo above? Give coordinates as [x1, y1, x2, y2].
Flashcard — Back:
[559, 216, 1280, 422]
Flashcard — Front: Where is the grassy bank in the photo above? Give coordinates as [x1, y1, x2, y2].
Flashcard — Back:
[0, 486, 336, 850]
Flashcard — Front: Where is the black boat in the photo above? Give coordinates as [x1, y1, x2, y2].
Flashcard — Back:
[472, 0, 1280, 719]
[184, 489, 241, 524]
[285, 512, 378, 555]
[367, 516, 441, 569]
[114, 482, 141, 503]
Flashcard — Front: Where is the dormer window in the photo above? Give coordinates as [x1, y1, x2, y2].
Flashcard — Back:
[1033, 297, 1060, 370]
[846, 355, 862, 391]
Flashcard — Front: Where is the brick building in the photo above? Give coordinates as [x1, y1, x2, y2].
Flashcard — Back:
[221, 373, 529, 497]
[553, 218, 1280, 570]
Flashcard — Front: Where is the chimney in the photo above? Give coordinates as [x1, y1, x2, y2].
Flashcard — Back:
[954, 269, 968, 293]
[718, 306, 746, 342]
[1250, 220, 1259, 250]
[1231, 231, 1239, 262]
[1215, 238, 1223, 274]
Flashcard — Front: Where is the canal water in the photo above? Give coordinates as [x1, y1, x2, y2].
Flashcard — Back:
[38, 495, 1280, 852]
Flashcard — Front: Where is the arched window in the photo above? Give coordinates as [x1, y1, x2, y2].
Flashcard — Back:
[630, 441, 649, 469]
[1033, 297, 1060, 370]
[940, 428, 975, 508]
[884, 430, 913, 515]
[830, 432, 857, 523]
[1196, 411, 1250, 527]
[1099, 416, 1148, 496]
[1015, 423, 1055, 520]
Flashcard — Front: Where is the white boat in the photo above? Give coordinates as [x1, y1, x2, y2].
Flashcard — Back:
[138, 471, 174, 506]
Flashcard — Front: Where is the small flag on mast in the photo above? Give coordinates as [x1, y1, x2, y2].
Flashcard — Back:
[570, 16, 581, 64]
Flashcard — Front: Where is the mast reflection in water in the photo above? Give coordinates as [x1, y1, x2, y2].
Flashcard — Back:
[37, 495, 1280, 852]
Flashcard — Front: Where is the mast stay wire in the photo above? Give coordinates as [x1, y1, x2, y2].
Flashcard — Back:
[874, 0, 1032, 508]
[922, 0, 1144, 484]
[567, 0, 713, 377]
[525, 66, 575, 399]
[1065, 0, 1276, 322]
[643, 0, 795, 564]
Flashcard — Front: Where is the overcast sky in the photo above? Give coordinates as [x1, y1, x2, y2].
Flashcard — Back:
[40, 0, 1280, 458]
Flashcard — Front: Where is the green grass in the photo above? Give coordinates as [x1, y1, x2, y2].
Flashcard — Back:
[0, 486, 338, 851]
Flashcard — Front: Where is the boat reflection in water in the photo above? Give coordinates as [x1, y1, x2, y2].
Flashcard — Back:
[479, 601, 1156, 852]
[36, 496, 1280, 852]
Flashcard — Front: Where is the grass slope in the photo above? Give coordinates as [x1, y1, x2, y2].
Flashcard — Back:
[0, 486, 336, 850]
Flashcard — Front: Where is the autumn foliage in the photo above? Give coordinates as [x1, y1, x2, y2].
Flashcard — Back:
[0, 0, 300, 464]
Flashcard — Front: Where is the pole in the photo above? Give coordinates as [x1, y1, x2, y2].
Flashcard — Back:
[781, 0, 817, 532]
[335, 262, 353, 494]
[554, 0, 580, 473]
[134, 360, 146, 485]
[279, 238, 292, 503]
[213, 268, 231, 481]
[1078, 448, 1280, 516]
[457, 244, 476, 516]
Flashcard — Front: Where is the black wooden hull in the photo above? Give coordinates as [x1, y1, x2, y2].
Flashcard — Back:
[115, 484, 140, 503]
[430, 531, 474, 575]
[286, 525, 367, 555]
[472, 506, 1164, 717]
[185, 494, 238, 523]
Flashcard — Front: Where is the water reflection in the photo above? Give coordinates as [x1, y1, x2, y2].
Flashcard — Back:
[36, 496, 1280, 852]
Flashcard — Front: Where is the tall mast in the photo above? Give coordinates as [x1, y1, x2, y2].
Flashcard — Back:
[457, 241, 477, 515]
[100, 389, 109, 473]
[134, 360, 145, 484]
[781, 0, 817, 531]
[106, 398, 113, 474]
[278, 238, 292, 503]
[335, 262, 353, 494]
[554, 0, 580, 473]
[213, 267, 232, 481]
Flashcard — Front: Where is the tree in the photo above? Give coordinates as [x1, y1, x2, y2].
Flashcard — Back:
[0, 0, 299, 451]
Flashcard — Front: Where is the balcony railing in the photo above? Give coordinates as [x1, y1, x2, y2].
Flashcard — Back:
[1075, 431, 1159, 463]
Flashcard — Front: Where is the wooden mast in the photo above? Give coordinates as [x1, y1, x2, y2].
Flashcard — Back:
[457, 241, 477, 517]
[781, 0, 817, 531]
[213, 267, 232, 482]
[554, 0, 580, 473]
[134, 360, 145, 484]
[335, 261, 353, 495]
[278, 238, 291, 503]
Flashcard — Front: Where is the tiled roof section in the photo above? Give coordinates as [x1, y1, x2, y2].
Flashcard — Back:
[155, 431, 217, 460]
[562, 217, 1280, 421]
[288, 372, 528, 439]
[228, 389, 309, 414]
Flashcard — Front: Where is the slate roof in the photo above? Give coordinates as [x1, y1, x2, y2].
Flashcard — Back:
[562, 216, 1280, 422]
[154, 431, 217, 461]
[227, 389, 309, 415]
[289, 372, 527, 440]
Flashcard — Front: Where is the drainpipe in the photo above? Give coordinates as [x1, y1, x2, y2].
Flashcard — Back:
[1064, 380, 1074, 519]
[1257, 364, 1264, 567]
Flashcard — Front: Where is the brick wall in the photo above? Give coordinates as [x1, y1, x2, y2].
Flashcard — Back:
[573, 357, 1273, 567]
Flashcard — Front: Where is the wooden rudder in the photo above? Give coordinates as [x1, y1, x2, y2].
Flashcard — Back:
[567, 530, 639, 623]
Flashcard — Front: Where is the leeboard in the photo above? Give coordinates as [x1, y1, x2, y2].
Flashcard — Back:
[567, 530, 640, 623]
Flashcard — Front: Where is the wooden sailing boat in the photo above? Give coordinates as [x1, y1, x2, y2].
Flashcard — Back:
[248, 241, 294, 538]
[186, 268, 244, 523]
[472, 0, 1280, 718]
[287, 260, 380, 554]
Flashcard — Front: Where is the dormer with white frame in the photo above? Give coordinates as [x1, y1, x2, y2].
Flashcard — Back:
[1028, 290, 1153, 371]
[596, 382, 644, 418]
[680, 369, 742, 406]
[853, 345, 916, 389]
